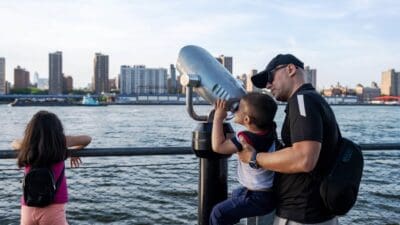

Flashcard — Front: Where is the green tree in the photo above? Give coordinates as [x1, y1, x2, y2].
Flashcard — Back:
[69, 89, 91, 95]
[10, 88, 47, 95]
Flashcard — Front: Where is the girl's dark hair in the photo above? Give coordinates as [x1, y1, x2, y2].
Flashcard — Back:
[17, 110, 67, 168]
[242, 92, 278, 130]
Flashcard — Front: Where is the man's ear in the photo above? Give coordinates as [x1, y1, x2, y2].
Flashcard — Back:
[288, 64, 297, 77]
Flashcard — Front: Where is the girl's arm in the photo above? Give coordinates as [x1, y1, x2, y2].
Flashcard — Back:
[212, 100, 238, 155]
[11, 139, 22, 150]
[66, 135, 91, 168]
[66, 135, 92, 149]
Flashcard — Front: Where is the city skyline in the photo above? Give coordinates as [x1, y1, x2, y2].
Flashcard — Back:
[1, 0, 400, 89]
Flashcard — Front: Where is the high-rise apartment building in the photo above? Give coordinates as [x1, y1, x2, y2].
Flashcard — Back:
[5, 81, 11, 94]
[63, 76, 73, 93]
[216, 55, 233, 74]
[381, 69, 400, 96]
[176, 74, 183, 94]
[237, 73, 247, 90]
[14, 66, 30, 89]
[170, 64, 176, 82]
[168, 64, 177, 93]
[93, 53, 109, 94]
[247, 69, 259, 92]
[120, 65, 167, 95]
[0, 57, 5, 94]
[109, 78, 117, 91]
[49, 51, 63, 95]
[304, 66, 317, 88]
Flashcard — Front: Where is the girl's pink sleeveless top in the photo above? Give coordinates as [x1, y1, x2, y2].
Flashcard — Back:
[21, 161, 68, 205]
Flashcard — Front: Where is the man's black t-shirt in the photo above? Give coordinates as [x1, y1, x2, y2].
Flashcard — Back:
[275, 83, 339, 223]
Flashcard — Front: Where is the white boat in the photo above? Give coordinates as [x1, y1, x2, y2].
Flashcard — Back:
[81, 95, 106, 106]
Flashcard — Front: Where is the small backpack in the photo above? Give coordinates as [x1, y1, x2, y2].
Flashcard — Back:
[320, 134, 364, 215]
[23, 166, 65, 207]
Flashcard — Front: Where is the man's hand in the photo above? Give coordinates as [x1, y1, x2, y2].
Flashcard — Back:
[237, 136, 256, 163]
[214, 99, 227, 121]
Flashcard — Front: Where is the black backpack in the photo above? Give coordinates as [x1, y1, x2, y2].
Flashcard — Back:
[23, 165, 65, 207]
[320, 131, 364, 215]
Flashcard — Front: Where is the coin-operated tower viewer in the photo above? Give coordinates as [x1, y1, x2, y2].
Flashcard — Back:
[177, 45, 246, 225]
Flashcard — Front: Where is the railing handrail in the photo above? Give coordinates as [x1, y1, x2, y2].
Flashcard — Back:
[357, 143, 400, 150]
[0, 147, 193, 159]
[0, 143, 399, 159]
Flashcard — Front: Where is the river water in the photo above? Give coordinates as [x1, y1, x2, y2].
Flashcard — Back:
[0, 104, 399, 225]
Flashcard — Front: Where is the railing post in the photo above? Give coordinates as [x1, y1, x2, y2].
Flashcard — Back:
[192, 122, 234, 225]
[198, 157, 228, 225]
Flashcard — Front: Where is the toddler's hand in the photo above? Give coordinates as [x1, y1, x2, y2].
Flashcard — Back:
[214, 99, 227, 121]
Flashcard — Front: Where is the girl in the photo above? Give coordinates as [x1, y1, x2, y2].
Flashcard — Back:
[12, 110, 92, 225]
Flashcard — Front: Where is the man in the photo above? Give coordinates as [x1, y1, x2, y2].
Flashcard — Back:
[238, 54, 340, 225]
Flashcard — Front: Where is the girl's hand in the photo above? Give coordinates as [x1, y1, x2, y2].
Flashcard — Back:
[70, 157, 82, 168]
[11, 139, 22, 150]
[214, 99, 227, 121]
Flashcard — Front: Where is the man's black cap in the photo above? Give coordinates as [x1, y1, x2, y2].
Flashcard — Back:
[251, 54, 304, 88]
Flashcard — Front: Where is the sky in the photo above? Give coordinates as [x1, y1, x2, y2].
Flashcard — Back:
[1, 0, 400, 89]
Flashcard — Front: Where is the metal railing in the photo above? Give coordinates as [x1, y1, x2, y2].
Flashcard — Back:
[1, 143, 399, 159]
[1, 143, 399, 225]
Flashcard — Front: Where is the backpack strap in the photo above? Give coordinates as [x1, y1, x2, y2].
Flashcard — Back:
[336, 123, 343, 140]
[309, 100, 342, 179]
[271, 122, 284, 150]
[54, 165, 65, 191]
[335, 124, 344, 156]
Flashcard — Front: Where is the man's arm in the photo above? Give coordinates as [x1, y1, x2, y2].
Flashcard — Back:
[248, 92, 323, 173]
[238, 139, 321, 173]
